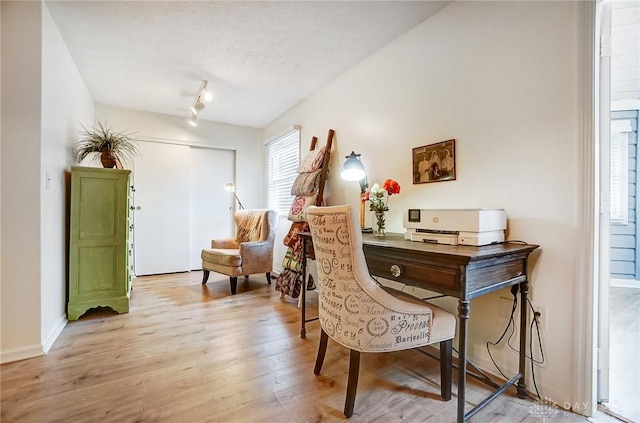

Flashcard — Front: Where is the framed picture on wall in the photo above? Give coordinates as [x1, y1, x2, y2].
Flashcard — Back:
[412, 139, 456, 184]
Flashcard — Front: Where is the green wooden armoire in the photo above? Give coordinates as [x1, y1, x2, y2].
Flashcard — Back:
[68, 166, 133, 320]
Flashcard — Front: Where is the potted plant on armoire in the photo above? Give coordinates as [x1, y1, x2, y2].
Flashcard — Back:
[74, 120, 138, 169]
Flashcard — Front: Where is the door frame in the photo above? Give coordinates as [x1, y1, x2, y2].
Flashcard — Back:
[597, 0, 612, 405]
[574, 0, 631, 417]
[574, 0, 598, 417]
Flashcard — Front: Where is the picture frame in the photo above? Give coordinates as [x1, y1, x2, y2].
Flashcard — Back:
[412, 139, 456, 184]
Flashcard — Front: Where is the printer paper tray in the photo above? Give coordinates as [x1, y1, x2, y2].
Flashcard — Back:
[410, 230, 504, 246]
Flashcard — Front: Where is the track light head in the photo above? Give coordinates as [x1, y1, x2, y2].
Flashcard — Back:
[201, 80, 213, 102]
[191, 101, 205, 114]
[188, 112, 198, 127]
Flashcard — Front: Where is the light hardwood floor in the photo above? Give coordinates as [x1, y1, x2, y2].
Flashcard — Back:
[604, 286, 640, 423]
[1, 272, 591, 423]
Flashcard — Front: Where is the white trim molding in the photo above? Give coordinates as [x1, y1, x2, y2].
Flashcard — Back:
[42, 315, 67, 354]
[263, 125, 301, 146]
[574, 0, 598, 417]
[1, 344, 45, 364]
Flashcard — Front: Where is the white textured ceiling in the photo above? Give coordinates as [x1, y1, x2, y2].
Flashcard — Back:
[46, 1, 449, 128]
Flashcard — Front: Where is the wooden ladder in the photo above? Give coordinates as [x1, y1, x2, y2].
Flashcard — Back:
[308, 128, 334, 206]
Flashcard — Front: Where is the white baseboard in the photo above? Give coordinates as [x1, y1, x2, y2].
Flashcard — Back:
[1, 315, 67, 364]
[43, 314, 67, 353]
[1, 344, 45, 364]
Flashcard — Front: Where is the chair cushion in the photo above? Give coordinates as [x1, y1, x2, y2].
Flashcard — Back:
[382, 286, 456, 344]
[201, 248, 241, 267]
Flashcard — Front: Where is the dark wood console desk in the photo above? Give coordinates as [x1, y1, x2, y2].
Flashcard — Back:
[298, 232, 539, 423]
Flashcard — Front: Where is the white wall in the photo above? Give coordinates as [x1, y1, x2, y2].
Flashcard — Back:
[94, 105, 263, 210]
[265, 1, 581, 406]
[1, 1, 45, 363]
[0, 1, 95, 363]
[40, 3, 95, 352]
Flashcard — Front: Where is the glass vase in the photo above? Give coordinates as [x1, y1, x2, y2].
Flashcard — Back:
[374, 211, 386, 237]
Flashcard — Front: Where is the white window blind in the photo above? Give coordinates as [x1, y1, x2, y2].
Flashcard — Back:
[265, 128, 300, 215]
[610, 119, 631, 225]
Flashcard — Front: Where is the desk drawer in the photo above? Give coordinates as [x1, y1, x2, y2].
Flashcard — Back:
[365, 255, 460, 296]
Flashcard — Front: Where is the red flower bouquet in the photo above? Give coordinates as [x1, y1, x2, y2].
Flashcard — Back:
[362, 179, 401, 235]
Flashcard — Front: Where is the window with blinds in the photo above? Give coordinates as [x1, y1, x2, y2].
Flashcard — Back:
[265, 128, 300, 215]
[611, 119, 631, 225]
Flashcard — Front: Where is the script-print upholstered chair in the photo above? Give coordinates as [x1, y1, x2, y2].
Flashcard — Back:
[306, 205, 456, 418]
[201, 209, 277, 295]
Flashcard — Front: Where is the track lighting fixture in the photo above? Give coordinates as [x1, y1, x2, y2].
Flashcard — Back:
[188, 112, 198, 127]
[187, 80, 213, 126]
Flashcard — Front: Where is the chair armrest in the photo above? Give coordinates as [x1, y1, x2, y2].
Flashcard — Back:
[239, 240, 274, 273]
[240, 240, 273, 256]
[211, 238, 238, 249]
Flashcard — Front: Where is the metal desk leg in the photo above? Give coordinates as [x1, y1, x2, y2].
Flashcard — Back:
[300, 238, 308, 339]
[457, 299, 470, 423]
[517, 279, 529, 398]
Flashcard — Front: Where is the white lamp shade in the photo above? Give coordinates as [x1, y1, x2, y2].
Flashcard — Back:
[341, 167, 366, 181]
[341, 151, 366, 181]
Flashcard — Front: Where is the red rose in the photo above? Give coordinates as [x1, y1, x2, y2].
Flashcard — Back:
[382, 179, 401, 195]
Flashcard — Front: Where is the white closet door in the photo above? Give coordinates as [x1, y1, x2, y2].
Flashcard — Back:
[189, 148, 235, 270]
[133, 141, 191, 276]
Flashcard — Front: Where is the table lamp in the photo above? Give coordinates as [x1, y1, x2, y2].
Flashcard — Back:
[224, 182, 245, 210]
[341, 151, 371, 232]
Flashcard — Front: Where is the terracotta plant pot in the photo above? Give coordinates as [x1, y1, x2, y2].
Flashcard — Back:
[100, 147, 116, 168]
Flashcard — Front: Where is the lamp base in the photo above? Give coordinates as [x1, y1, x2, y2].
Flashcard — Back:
[361, 227, 373, 234]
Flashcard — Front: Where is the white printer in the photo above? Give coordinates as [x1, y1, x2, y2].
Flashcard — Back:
[403, 208, 506, 246]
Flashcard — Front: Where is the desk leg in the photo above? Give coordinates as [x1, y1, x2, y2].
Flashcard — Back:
[300, 238, 308, 339]
[517, 279, 529, 398]
[457, 299, 470, 423]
